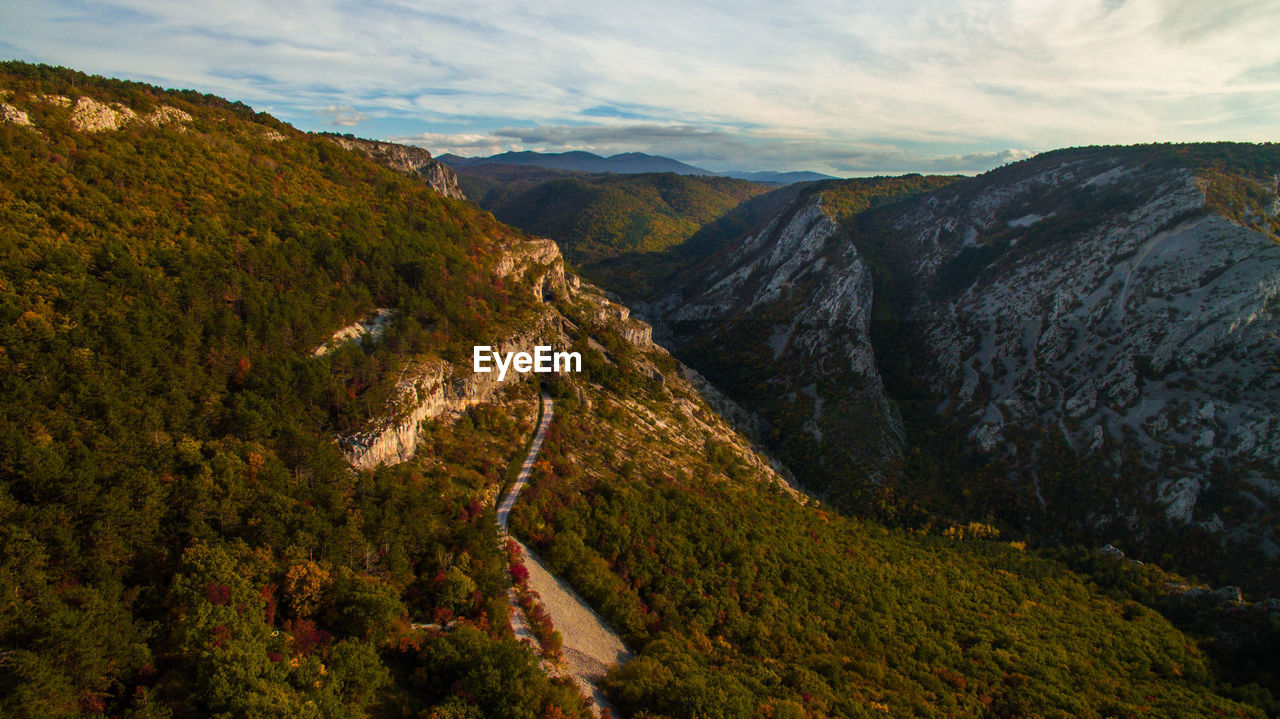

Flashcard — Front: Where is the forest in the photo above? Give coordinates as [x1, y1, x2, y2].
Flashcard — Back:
[0, 61, 588, 717]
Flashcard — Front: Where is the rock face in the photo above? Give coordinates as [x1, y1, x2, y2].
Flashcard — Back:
[636, 145, 1280, 587]
[341, 315, 565, 470]
[333, 237, 659, 471]
[886, 151, 1280, 550]
[642, 193, 902, 497]
[325, 135, 466, 200]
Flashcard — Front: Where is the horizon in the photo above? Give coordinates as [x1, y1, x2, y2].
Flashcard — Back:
[3, 1, 1279, 175]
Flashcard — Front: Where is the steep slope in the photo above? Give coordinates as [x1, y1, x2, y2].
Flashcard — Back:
[0, 61, 590, 718]
[455, 167, 773, 289]
[880, 145, 1280, 588]
[640, 145, 1280, 592]
[324, 133, 466, 200]
[639, 176, 958, 508]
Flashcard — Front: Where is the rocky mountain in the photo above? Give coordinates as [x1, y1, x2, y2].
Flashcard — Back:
[637, 145, 1280, 591]
[888, 146, 1280, 581]
[325, 133, 466, 199]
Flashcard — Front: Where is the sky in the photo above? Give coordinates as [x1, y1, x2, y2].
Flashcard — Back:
[3, 0, 1279, 175]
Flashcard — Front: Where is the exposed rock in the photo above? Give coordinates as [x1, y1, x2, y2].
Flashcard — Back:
[0, 102, 30, 126]
[313, 308, 395, 357]
[341, 314, 565, 470]
[337, 236, 660, 471]
[1213, 585, 1243, 603]
[647, 192, 904, 487]
[67, 96, 192, 133]
[326, 134, 466, 200]
[1099, 544, 1125, 559]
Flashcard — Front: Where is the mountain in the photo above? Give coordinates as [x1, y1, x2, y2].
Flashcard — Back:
[720, 169, 837, 183]
[3, 61, 1278, 718]
[439, 149, 836, 184]
[452, 165, 774, 296]
[636, 144, 1280, 594]
[439, 149, 713, 176]
[0, 61, 596, 717]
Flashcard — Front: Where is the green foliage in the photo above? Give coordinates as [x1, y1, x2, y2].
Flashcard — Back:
[0, 62, 584, 718]
[460, 166, 772, 294]
[510, 377, 1266, 718]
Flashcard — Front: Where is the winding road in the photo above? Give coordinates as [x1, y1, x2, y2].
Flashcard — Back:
[498, 390, 631, 717]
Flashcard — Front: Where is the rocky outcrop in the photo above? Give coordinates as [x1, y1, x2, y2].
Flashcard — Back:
[313, 308, 395, 357]
[1, 91, 192, 133]
[888, 152, 1280, 546]
[341, 315, 565, 470]
[325, 134, 466, 200]
[496, 238, 572, 302]
[336, 236, 661, 471]
[0, 101, 30, 126]
[67, 96, 192, 133]
[643, 193, 902, 491]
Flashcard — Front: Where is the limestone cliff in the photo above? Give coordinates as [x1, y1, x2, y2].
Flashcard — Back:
[887, 150, 1280, 552]
[639, 145, 1280, 588]
[642, 192, 902, 498]
[332, 236, 660, 471]
[325, 134, 466, 200]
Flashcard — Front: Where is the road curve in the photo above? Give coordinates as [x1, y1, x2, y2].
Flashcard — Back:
[497, 390, 631, 717]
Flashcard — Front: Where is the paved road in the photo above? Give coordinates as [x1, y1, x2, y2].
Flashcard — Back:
[497, 391, 554, 531]
[497, 391, 631, 717]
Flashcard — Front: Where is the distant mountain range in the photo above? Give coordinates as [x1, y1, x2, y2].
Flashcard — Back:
[436, 150, 836, 184]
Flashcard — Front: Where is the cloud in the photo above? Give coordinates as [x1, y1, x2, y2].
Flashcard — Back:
[5, 0, 1280, 171]
[389, 131, 524, 157]
[398, 122, 1034, 175]
[316, 105, 368, 126]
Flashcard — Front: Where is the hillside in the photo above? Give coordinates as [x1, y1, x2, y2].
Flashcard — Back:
[636, 145, 1280, 596]
[506, 297, 1272, 718]
[454, 166, 773, 292]
[2, 62, 1278, 718]
[0, 61, 589, 718]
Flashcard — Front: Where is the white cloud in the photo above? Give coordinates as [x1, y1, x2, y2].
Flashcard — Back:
[4, 0, 1279, 170]
[390, 131, 524, 157]
[316, 104, 368, 126]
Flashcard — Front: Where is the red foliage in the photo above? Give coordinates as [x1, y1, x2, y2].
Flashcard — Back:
[284, 618, 331, 656]
[260, 583, 278, 625]
[509, 563, 530, 584]
[78, 691, 107, 714]
[211, 624, 230, 648]
[203, 582, 232, 606]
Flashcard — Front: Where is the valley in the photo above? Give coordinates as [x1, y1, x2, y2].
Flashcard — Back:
[1, 60, 1278, 719]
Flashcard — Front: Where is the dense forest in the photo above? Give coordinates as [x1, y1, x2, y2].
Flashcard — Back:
[0, 62, 588, 717]
[508, 325, 1275, 718]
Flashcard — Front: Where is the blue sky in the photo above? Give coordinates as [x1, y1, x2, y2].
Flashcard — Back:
[3, 0, 1278, 175]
